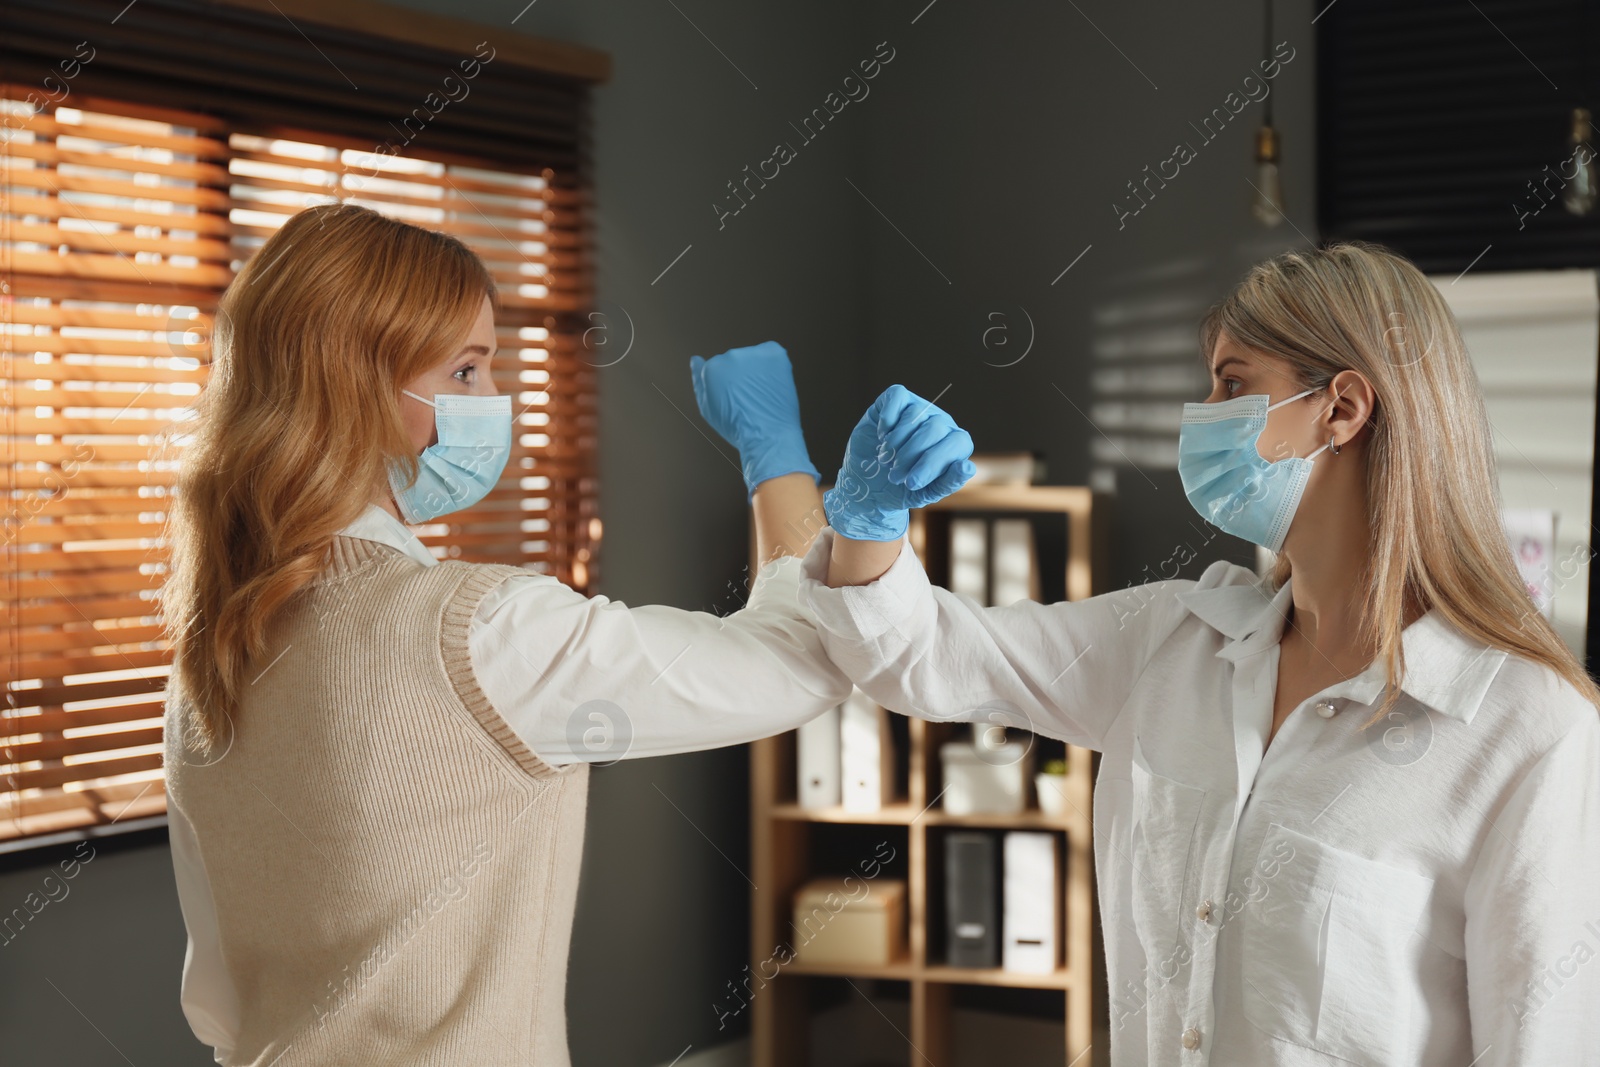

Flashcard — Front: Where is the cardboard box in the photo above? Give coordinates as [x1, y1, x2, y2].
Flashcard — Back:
[790, 876, 907, 967]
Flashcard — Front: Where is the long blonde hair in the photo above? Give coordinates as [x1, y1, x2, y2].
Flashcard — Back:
[160, 202, 498, 747]
[1200, 240, 1600, 726]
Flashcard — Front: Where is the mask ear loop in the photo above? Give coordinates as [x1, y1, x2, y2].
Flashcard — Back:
[1264, 387, 1315, 412]
[1269, 385, 1345, 460]
[1320, 381, 1353, 457]
[400, 388, 441, 465]
[1304, 383, 1350, 459]
[1263, 388, 1326, 461]
[387, 390, 445, 523]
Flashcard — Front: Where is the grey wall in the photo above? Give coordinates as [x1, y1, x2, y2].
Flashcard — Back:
[849, 0, 1318, 590]
[0, 2, 1317, 1065]
[0, 829, 208, 1064]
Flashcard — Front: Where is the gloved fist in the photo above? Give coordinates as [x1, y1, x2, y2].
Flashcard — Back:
[690, 340, 821, 500]
[825, 384, 976, 541]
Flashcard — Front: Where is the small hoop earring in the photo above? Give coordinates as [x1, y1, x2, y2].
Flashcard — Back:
[1330, 436, 1340, 456]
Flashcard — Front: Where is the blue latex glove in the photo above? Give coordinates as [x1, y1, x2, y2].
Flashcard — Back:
[690, 340, 821, 501]
[825, 385, 977, 541]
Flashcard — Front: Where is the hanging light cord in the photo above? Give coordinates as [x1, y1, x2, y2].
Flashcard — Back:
[1263, 0, 1275, 128]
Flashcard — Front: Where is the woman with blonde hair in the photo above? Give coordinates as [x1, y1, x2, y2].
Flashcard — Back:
[800, 241, 1600, 1065]
[156, 200, 932, 1064]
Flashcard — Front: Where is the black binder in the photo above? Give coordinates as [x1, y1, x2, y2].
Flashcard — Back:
[945, 830, 999, 968]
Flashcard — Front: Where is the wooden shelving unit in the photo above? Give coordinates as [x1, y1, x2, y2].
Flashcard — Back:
[750, 484, 1110, 1067]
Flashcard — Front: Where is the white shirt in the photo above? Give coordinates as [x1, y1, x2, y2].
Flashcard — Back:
[169, 505, 854, 1062]
[796, 526, 1600, 1067]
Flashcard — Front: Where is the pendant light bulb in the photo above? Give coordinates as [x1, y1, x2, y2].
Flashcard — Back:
[1561, 107, 1599, 217]
[1252, 125, 1285, 227]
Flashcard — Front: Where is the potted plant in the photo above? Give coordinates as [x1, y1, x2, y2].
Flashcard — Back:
[1035, 758, 1068, 817]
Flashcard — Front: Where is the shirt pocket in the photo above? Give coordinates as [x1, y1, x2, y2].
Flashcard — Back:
[1128, 737, 1207, 974]
[1240, 821, 1435, 1067]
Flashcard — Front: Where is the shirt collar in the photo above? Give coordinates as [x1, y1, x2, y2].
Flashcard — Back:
[339, 503, 439, 569]
[1175, 572, 1507, 725]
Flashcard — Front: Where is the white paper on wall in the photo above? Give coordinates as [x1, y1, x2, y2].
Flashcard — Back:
[1502, 507, 1557, 618]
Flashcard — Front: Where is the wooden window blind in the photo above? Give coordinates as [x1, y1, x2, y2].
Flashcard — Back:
[2, 0, 604, 847]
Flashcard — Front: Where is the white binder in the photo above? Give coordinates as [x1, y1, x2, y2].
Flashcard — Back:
[1002, 830, 1059, 974]
[991, 518, 1039, 606]
[950, 517, 989, 603]
[797, 704, 842, 810]
[840, 688, 892, 813]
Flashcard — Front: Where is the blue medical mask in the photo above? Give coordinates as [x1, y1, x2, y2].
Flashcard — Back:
[1177, 389, 1331, 553]
[386, 389, 513, 523]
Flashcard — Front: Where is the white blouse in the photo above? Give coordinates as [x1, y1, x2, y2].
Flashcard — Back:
[168, 505, 854, 1062]
[795, 526, 1600, 1067]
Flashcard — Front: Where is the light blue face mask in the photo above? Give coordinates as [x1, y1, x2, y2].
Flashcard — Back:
[386, 389, 513, 523]
[1177, 389, 1331, 553]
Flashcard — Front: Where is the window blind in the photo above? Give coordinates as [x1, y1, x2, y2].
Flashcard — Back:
[2, 10, 600, 845]
[1316, 0, 1597, 272]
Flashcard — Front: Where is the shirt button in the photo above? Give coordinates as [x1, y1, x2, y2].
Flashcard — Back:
[1315, 700, 1338, 718]
[1182, 1026, 1203, 1050]
[1196, 900, 1213, 922]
